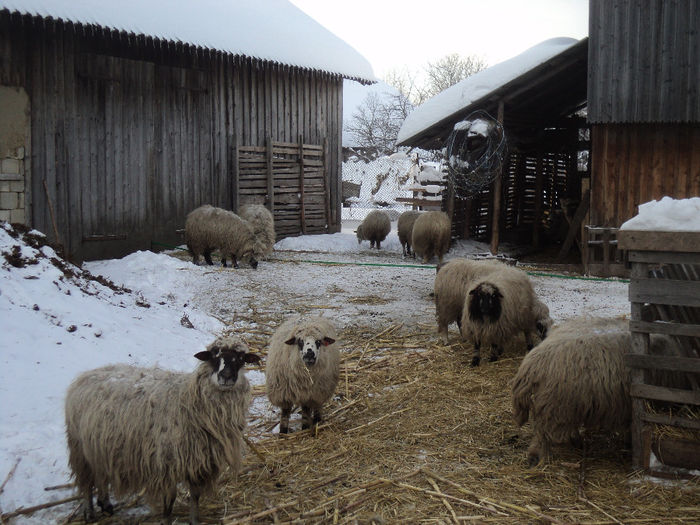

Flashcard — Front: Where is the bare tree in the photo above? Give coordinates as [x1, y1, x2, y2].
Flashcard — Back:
[345, 91, 414, 157]
[424, 53, 487, 98]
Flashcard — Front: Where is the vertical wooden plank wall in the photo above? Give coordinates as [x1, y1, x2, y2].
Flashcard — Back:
[590, 124, 700, 228]
[1, 14, 345, 260]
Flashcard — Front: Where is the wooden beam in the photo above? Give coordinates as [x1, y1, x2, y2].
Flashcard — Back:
[489, 100, 504, 255]
[298, 134, 306, 234]
[556, 189, 590, 261]
[266, 136, 274, 215]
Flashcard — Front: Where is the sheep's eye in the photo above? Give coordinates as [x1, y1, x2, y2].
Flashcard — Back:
[315, 340, 321, 348]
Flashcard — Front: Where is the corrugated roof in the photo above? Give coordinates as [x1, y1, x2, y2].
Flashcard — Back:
[0, 0, 376, 83]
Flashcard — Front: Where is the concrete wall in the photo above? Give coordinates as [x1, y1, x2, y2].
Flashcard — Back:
[0, 85, 30, 224]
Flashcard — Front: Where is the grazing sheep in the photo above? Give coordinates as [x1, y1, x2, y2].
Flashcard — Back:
[239, 203, 276, 259]
[434, 258, 506, 344]
[356, 210, 392, 249]
[185, 204, 258, 269]
[65, 336, 260, 524]
[511, 317, 695, 466]
[266, 316, 340, 434]
[460, 265, 551, 366]
[397, 210, 422, 257]
[411, 211, 451, 264]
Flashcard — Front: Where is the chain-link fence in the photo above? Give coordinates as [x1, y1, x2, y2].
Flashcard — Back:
[341, 149, 446, 223]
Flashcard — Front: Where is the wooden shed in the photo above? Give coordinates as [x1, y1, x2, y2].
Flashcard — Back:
[585, 0, 700, 276]
[396, 38, 589, 257]
[0, 0, 375, 261]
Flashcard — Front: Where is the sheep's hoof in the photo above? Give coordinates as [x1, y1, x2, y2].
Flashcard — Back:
[470, 356, 480, 367]
[489, 355, 499, 362]
[97, 499, 114, 515]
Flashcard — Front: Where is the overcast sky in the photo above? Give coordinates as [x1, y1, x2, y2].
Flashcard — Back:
[290, 0, 589, 80]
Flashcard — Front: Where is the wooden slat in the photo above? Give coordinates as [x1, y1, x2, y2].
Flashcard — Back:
[629, 278, 700, 307]
[627, 251, 700, 264]
[629, 319, 700, 338]
[624, 353, 700, 373]
[618, 230, 700, 252]
[641, 413, 700, 430]
[630, 383, 700, 405]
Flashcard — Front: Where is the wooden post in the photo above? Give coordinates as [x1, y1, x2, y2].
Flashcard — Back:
[298, 134, 306, 234]
[266, 136, 274, 215]
[323, 138, 331, 232]
[232, 134, 239, 213]
[532, 153, 544, 248]
[629, 265, 649, 470]
[489, 100, 505, 255]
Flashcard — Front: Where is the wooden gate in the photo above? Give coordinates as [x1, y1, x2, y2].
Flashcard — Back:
[234, 137, 329, 238]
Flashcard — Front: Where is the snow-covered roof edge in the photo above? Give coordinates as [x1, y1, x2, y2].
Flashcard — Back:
[397, 37, 582, 145]
[0, 0, 376, 83]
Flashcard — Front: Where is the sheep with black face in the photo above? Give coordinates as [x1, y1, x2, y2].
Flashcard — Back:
[265, 316, 340, 434]
[64, 335, 260, 524]
[460, 265, 552, 366]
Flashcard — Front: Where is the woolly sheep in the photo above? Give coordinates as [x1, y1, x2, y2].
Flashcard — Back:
[356, 210, 392, 249]
[185, 204, 258, 269]
[434, 258, 506, 345]
[411, 211, 451, 264]
[239, 203, 276, 259]
[397, 210, 422, 257]
[266, 316, 340, 434]
[511, 317, 696, 466]
[460, 265, 552, 366]
[65, 335, 260, 523]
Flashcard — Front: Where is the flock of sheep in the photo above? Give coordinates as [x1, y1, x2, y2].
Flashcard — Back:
[63, 205, 691, 523]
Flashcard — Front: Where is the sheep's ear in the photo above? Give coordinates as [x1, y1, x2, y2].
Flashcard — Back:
[244, 352, 261, 364]
[468, 288, 478, 296]
[194, 350, 213, 362]
[284, 336, 297, 346]
[321, 337, 335, 346]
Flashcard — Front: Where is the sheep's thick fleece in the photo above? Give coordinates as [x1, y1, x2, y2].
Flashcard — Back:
[239, 204, 276, 258]
[185, 204, 256, 267]
[397, 210, 422, 256]
[434, 258, 505, 344]
[266, 316, 340, 412]
[411, 211, 451, 263]
[65, 338, 252, 518]
[356, 210, 391, 249]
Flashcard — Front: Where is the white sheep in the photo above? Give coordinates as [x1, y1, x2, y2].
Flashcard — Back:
[239, 203, 276, 260]
[511, 317, 693, 466]
[411, 211, 451, 264]
[434, 257, 506, 345]
[397, 210, 422, 257]
[266, 316, 340, 433]
[64, 335, 260, 524]
[460, 265, 552, 366]
[356, 210, 392, 249]
[185, 204, 258, 269]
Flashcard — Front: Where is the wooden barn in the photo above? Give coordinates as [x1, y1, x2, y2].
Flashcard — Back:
[0, 0, 375, 261]
[585, 0, 700, 275]
[396, 38, 589, 258]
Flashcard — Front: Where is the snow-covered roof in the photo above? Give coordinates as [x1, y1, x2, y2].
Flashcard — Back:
[0, 0, 376, 83]
[397, 37, 582, 146]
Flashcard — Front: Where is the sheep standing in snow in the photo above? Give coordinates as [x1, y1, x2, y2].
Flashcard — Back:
[397, 210, 422, 257]
[65, 336, 260, 524]
[411, 211, 451, 264]
[356, 210, 392, 249]
[512, 317, 696, 466]
[266, 316, 340, 433]
[434, 258, 506, 345]
[239, 203, 276, 259]
[460, 265, 551, 366]
[185, 204, 258, 269]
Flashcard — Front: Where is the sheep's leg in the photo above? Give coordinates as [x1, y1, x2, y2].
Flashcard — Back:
[189, 483, 202, 525]
[232, 254, 240, 269]
[83, 486, 96, 522]
[402, 243, 407, 257]
[279, 407, 291, 434]
[489, 344, 501, 362]
[301, 405, 313, 430]
[471, 341, 481, 367]
[203, 249, 214, 266]
[376, 241, 381, 249]
[524, 330, 535, 351]
[163, 492, 176, 518]
[313, 407, 323, 425]
[370, 240, 375, 249]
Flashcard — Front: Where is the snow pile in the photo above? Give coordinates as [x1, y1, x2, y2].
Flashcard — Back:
[0, 223, 225, 520]
[620, 197, 700, 232]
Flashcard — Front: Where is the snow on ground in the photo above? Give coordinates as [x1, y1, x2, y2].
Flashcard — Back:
[0, 219, 634, 523]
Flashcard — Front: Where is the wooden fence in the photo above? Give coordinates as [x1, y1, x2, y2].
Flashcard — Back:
[234, 137, 329, 238]
[618, 230, 700, 475]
